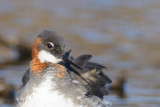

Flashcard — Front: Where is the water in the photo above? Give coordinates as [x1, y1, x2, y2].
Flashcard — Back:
[0, 0, 160, 107]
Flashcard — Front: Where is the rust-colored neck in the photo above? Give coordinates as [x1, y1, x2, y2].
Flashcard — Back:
[31, 37, 47, 72]
[32, 38, 41, 58]
[30, 57, 47, 73]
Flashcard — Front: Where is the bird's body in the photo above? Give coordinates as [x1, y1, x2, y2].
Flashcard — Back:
[17, 30, 112, 107]
[17, 65, 110, 107]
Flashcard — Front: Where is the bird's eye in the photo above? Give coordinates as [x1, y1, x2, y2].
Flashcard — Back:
[47, 42, 54, 49]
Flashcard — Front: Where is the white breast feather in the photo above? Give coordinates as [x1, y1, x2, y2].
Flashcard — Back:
[20, 75, 78, 107]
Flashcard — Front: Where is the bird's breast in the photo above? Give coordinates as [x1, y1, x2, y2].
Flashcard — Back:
[19, 77, 76, 107]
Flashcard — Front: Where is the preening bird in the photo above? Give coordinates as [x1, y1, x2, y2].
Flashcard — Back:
[17, 30, 112, 107]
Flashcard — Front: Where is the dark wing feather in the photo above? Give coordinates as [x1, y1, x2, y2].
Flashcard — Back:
[19, 69, 30, 89]
[86, 62, 106, 70]
[74, 54, 92, 67]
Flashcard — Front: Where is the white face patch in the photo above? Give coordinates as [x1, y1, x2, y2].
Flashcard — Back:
[38, 50, 62, 63]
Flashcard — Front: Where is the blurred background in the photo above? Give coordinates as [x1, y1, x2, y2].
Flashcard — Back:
[0, 0, 160, 107]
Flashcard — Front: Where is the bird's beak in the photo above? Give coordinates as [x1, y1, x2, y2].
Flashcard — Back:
[62, 50, 82, 70]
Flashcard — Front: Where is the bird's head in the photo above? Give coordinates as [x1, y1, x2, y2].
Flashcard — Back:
[32, 30, 65, 64]
[31, 30, 82, 73]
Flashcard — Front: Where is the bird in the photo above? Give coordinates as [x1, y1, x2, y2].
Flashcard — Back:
[16, 30, 112, 107]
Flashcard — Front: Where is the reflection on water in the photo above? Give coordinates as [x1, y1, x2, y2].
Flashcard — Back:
[0, 0, 160, 107]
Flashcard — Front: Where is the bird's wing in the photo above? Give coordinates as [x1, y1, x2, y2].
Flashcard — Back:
[63, 51, 112, 99]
